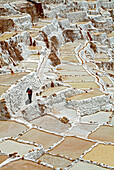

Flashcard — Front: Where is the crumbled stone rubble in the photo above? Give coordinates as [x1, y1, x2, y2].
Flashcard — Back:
[0, 0, 114, 169]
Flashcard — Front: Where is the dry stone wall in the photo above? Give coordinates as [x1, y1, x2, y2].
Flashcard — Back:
[1, 72, 40, 116]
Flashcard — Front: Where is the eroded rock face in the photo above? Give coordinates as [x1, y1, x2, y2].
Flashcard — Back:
[48, 52, 61, 67]
[10, 1, 44, 22]
[0, 32, 30, 68]
[0, 17, 15, 34]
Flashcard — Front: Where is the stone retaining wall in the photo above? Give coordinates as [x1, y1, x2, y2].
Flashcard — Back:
[1, 72, 40, 116]
[66, 94, 110, 116]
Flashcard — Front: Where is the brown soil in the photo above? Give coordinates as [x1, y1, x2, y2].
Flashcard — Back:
[0, 120, 28, 138]
[83, 144, 114, 167]
[30, 115, 70, 134]
[0, 155, 8, 164]
[88, 125, 114, 143]
[49, 136, 95, 159]
[1, 160, 51, 170]
[18, 129, 62, 150]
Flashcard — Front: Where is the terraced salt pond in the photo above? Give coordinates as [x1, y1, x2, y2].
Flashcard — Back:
[18, 129, 62, 150]
[49, 136, 95, 159]
[0, 140, 38, 156]
[67, 82, 99, 89]
[70, 161, 110, 170]
[0, 85, 10, 96]
[0, 72, 29, 85]
[38, 153, 73, 169]
[30, 115, 71, 134]
[81, 111, 112, 124]
[83, 144, 114, 167]
[66, 89, 104, 101]
[1, 160, 51, 170]
[88, 125, 114, 143]
[40, 86, 69, 96]
[0, 120, 28, 138]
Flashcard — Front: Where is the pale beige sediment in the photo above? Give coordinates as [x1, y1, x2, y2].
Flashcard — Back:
[57, 64, 85, 71]
[100, 76, 113, 85]
[63, 75, 95, 83]
[88, 125, 114, 143]
[83, 144, 114, 167]
[0, 140, 38, 156]
[28, 54, 40, 60]
[30, 115, 70, 134]
[81, 111, 112, 124]
[18, 129, 62, 150]
[66, 82, 99, 89]
[49, 136, 95, 159]
[59, 55, 79, 63]
[58, 70, 89, 76]
[70, 161, 110, 170]
[0, 85, 10, 96]
[38, 153, 72, 169]
[41, 86, 69, 96]
[66, 89, 104, 101]
[65, 123, 98, 138]
[0, 121, 28, 138]
[0, 155, 8, 164]
[0, 32, 17, 41]
[0, 73, 29, 85]
[1, 160, 51, 170]
[28, 46, 42, 51]
[18, 62, 38, 69]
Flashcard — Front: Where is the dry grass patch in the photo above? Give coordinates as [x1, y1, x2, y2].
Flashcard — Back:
[88, 125, 114, 143]
[66, 89, 104, 101]
[18, 129, 62, 150]
[49, 136, 95, 159]
[38, 153, 72, 169]
[30, 115, 70, 134]
[0, 121, 28, 138]
[0, 140, 38, 156]
[83, 144, 114, 167]
[1, 160, 51, 170]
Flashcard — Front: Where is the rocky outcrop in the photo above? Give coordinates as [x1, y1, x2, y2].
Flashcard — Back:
[48, 52, 61, 67]
[0, 17, 15, 34]
[10, 1, 44, 22]
[0, 31, 31, 68]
